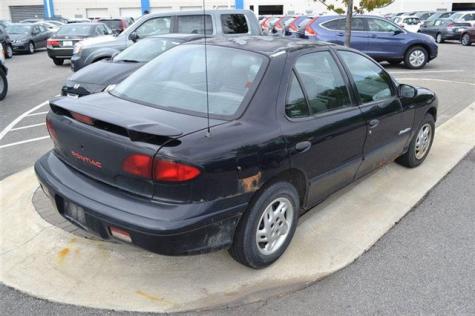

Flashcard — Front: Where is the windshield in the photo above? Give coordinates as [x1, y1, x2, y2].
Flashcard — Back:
[6, 24, 31, 34]
[112, 45, 267, 118]
[57, 24, 93, 36]
[114, 38, 182, 63]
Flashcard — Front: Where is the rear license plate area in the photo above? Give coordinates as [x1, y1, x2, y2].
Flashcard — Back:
[63, 41, 73, 47]
[59, 198, 88, 229]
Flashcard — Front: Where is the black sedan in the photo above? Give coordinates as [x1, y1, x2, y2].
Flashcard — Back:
[47, 23, 112, 65]
[35, 37, 437, 268]
[6, 23, 52, 54]
[419, 18, 471, 43]
[62, 34, 203, 97]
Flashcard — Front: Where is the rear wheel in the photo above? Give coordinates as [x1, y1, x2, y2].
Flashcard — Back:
[52, 58, 64, 65]
[28, 41, 35, 54]
[404, 46, 428, 69]
[396, 114, 435, 168]
[229, 181, 299, 269]
[0, 68, 7, 101]
[461, 33, 472, 46]
[436, 33, 443, 43]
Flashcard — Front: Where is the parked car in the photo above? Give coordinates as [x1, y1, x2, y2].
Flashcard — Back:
[0, 46, 7, 100]
[0, 26, 13, 58]
[47, 23, 113, 65]
[460, 26, 475, 45]
[424, 11, 455, 24]
[36, 36, 437, 268]
[393, 15, 422, 32]
[261, 16, 281, 34]
[306, 15, 438, 69]
[410, 11, 435, 21]
[419, 18, 471, 43]
[287, 16, 312, 37]
[70, 10, 261, 71]
[450, 11, 475, 26]
[6, 23, 52, 54]
[270, 16, 295, 36]
[62, 34, 203, 97]
[97, 18, 130, 34]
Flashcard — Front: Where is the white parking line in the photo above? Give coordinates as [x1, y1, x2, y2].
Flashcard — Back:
[0, 136, 50, 149]
[10, 123, 46, 131]
[26, 111, 49, 117]
[398, 78, 475, 86]
[390, 70, 465, 74]
[0, 101, 49, 141]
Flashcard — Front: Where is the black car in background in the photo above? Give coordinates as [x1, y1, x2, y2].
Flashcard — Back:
[36, 37, 437, 268]
[6, 23, 52, 54]
[62, 34, 203, 97]
[0, 26, 13, 58]
[419, 18, 471, 43]
[47, 23, 113, 65]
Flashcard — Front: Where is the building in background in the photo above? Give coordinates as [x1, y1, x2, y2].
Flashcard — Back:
[1, 0, 474, 21]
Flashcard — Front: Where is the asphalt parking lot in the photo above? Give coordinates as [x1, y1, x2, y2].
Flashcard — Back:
[0, 43, 474, 314]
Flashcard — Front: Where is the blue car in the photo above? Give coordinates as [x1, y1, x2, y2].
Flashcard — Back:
[305, 15, 438, 69]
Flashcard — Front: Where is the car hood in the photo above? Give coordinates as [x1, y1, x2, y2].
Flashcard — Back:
[67, 60, 143, 86]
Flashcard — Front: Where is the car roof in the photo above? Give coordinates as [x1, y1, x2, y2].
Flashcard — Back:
[185, 36, 333, 56]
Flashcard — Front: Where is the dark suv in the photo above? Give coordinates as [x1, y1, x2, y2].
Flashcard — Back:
[70, 10, 261, 71]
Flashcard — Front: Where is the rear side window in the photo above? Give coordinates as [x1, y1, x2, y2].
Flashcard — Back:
[339, 51, 393, 103]
[294, 51, 351, 115]
[323, 18, 365, 31]
[221, 14, 249, 34]
[286, 72, 309, 118]
[177, 15, 213, 35]
[367, 18, 400, 32]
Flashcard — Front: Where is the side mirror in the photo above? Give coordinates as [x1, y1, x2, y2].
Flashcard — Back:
[399, 84, 417, 99]
[129, 32, 139, 42]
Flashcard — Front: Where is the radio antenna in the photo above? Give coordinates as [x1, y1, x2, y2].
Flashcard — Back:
[203, 0, 211, 137]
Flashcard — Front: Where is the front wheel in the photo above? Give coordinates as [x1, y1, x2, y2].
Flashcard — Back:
[461, 33, 472, 46]
[0, 69, 8, 101]
[28, 41, 35, 54]
[52, 58, 64, 65]
[229, 181, 299, 269]
[396, 114, 435, 168]
[404, 46, 428, 69]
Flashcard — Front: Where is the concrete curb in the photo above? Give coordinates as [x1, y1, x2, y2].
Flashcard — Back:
[1, 103, 474, 313]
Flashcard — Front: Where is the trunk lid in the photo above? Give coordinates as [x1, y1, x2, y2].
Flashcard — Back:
[48, 93, 226, 198]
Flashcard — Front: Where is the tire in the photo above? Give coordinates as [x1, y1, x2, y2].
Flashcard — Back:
[404, 46, 428, 69]
[396, 114, 435, 168]
[229, 181, 300, 269]
[5, 44, 13, 59]
[461, 33, 472, 46]
[388, 60, 402, 65]
[435, 33, 443, 43]
[52, 58, 64, 65]
[28, 41, 35, 54]
[0, 69, 7, 101]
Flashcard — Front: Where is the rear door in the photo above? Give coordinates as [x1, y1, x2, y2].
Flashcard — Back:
[280, 49, 367, 207]
[336, 49, 414, 178]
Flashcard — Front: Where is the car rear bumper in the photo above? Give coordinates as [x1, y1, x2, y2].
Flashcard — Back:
[47, 47, 73, 59]
[70, 55, 86, 72]
[35, 151, 246, 255]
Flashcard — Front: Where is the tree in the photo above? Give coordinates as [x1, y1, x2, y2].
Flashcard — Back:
[315, 0, 394, 47]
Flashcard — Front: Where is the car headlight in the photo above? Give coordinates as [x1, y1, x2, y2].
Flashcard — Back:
[73, 43, 83, 55]
[13, 39, 27, 44]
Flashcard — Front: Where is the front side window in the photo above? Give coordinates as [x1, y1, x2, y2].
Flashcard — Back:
[112, 45, 266, 118]
[135, 17, 171, 37]
[221, 14, 249, 34]
[294, 51, 351, 114]
[339, 51, 393, 103]
[367, 18, 400, 32]
[177, 15, 213, 35]
[286, 72, 309, 118]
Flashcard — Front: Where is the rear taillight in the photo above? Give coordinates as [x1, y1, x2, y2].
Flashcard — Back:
[122, 155, 201, 182]
[154, 159, 200, 182]
[46, 117, 57, 142]
[305, 17, 318, 37]
[275, 20, 283, 30]
[289, 20, 299, 32]
[47, 39, 60, 48]
[122, 154, 153, 178]
[447, 23, 455, 30]
[71, 111, 94, 125]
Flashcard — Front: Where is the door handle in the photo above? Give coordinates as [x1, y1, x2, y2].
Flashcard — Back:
[337, 32, 344, 36]
[369, 119, 380, 129]
[296, 141, 312, 153]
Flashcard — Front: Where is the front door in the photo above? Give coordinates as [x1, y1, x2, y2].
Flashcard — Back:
[365, 18, 406, 60]
[280, 49, 367, 208]
[337, 49, 414, 178]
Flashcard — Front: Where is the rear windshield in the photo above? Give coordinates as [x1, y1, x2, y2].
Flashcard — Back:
[114, 38, 182, 63]
[57, 24, 94, 36]
[112, 45, 267, 118]
[221, 14, 249, 34]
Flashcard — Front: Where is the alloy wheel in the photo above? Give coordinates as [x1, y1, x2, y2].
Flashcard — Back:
[436, 34, 442, 43]
[29, 43, 34, 54]
[462, 34, 470, 46]
[409, 49, 426, 68]
[415, 123, 432, 160]
[256, 197, 294, 256]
